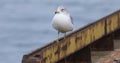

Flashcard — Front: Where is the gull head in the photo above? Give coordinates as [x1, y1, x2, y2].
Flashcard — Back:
[55, 6, 69, 15]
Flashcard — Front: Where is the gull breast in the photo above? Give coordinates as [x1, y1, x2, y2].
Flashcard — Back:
[52, 14, 73, 33]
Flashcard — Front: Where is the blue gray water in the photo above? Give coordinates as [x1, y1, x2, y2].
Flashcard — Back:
[0, 0, 120, 63]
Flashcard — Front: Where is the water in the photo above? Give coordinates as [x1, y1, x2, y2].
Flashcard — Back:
[0, 0, 119, 63]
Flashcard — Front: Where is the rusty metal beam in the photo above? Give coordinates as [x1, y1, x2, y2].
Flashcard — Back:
[22, 10, 120, 63]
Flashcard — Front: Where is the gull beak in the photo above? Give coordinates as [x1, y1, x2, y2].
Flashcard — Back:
[55, 11, 59, 14]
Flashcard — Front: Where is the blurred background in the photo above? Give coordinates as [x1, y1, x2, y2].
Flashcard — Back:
[0, 0, 120, 63]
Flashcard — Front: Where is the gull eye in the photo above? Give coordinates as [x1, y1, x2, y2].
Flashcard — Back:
[61, 9, 65, 11]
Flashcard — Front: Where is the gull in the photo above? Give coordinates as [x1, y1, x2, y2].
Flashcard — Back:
[52, 6, 73, 42]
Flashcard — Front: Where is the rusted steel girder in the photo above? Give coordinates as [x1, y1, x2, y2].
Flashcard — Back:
[22, 10, 120, 63]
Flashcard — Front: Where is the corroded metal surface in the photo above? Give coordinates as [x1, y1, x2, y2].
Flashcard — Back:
[22, 10, 120, 63]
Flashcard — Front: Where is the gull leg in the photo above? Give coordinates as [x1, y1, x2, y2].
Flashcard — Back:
[64, 32, 66, 39]
[56, 31, 60, 43]
[64, 32, 67, 63]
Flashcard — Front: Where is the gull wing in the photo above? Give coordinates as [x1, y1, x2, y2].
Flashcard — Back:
[70, 16, 73, 24]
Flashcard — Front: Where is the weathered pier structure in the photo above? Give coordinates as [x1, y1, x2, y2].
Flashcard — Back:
[22, 10, 120, 63]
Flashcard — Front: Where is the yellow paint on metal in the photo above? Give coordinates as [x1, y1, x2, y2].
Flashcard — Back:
[92, 20, 105, 40]
[59, 39, 68, 59]
[76, 20, 105, 51]
[76, 31, 84, 49]
[42, 47, 51, 63]
[67, 34, 76, 54]
[50, 45, 59, 63]
[22, 10, 120, 63]
[106, 14, 119, 33]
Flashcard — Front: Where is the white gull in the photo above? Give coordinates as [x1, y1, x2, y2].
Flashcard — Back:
[52, 6, 73, 42]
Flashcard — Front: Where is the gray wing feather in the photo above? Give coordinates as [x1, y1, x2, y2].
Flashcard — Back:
[70, 16, 73, 24]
